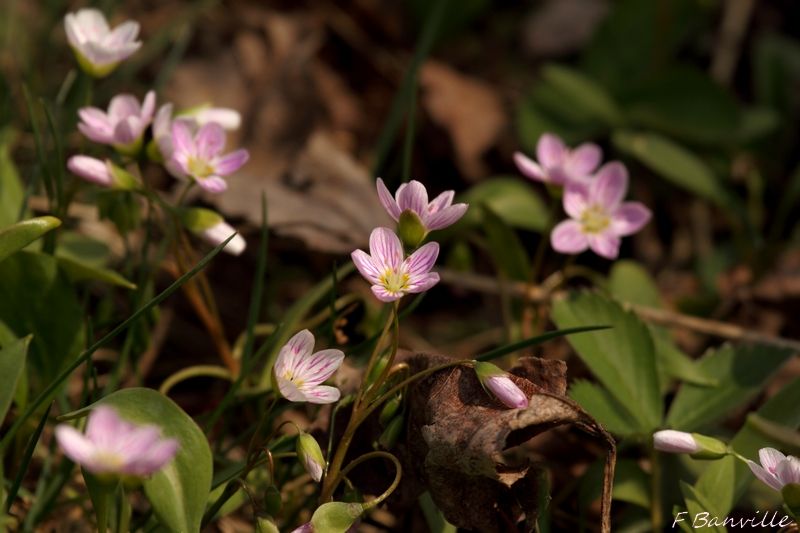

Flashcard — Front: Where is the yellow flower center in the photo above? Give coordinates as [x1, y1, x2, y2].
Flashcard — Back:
[282, 370, 304, 387]
[379, 269, 410, 295]
[187, 156, 214, 178]
[93, 451, 126, 472]
[580, 205, 611, 234]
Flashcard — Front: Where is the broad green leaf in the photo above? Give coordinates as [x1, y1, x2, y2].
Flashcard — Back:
[613, 460, 651, 509]
[569, 380, 639, 437]
[608, 260, 661, 308]
[747, 414, 800, 456]
[540, 65, 624, 126]
[0, 217, 61, 264]
[680, 482, 726, 533]
[0, 336, 29, 423]
[57, 256, 136, 289]
[693, 378, 800, 516]
[481, 206, 529, 281]
[612, 130, 734, 207]
[80, 388, 212, 533]
[665, 344, 792, 432]
[56, 231, 111, 268]
[459, 178, 549, 232]
[552, 291, 662, 432]
[0, 251, 84, 387]
[0, 129, 25, 227]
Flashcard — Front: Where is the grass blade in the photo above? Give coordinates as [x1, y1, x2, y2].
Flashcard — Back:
[4, 402, 52, 512]
[475, 325, 610, 362]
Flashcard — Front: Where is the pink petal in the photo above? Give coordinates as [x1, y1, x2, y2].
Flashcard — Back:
[405, 272, 440, 294]
[64, 13, 82, 48]
[195, 122, 226, 161]
[171, 120, 195, 156]
[748, 460, 784, 491]
[376, 178, 402, 221]
[86, 406, 128, 448]
[653, 430, 699, 453]
[403, 242, 439, 277]
[371, 285, 402, 302]
[777, 457, 800, 486]
[611, 203, 651, 236]
[276, 329, 316, 376]
[294, 349, 345, 386]
[536, 133, 566, 168]
[77, 119, 114, 144]
[591, 162, 628, 210]
[140, 90, 156, 122]
[72, 9, 110, 41]
[429, 190, 455, 212]
[214, 149, 249, 175]
[351, 249, 381, 285]
[396, 180, 428, 215]
[588, 232, 621, 259]
[562, 183, 590, 219]
[550, 220, 588, 254]
[197, 176, 228, 193]
[564, 143, 602, 178]
[113, 118, 139, 145]
[108, 94, 140, 122]
[485, 375, 528, 409]
[425, 203, 468, 230]
[277, 377, 309, 403]
[129, 438, 179, 476]
[513, 151, 547, 183]
[302, 385, 341, 404]
[78, 107, 111, 131]
[67, 155, 113, 187]
[104, 20, 139, 47]
[760, 448, 787, 474]
[368, 227, 403, 271]
[55, 425, 95, 465]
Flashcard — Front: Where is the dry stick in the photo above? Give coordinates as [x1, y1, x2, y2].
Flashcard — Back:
[123, 307, 174, 387]
[438, 269, 800, 353]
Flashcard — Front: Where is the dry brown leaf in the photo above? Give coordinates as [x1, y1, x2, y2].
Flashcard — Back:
[419, 61, 507, 180]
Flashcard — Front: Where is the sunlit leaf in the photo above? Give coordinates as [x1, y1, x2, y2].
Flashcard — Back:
[0, 217, 61, 264]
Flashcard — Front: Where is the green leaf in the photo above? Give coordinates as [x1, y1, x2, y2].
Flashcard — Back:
[0, 251, 84, 387]
[607, 260, 662, 308]
[613, 460, 651, 509]
[79, 388, 212, 533]
[0, 130, 25, 227]
[56, 231, 111, 268]
[693, 378, 800, 517]
[481, 206, 529, 281]
[680, 482, 726, 533]
[56, 255, 136, 290]
[665, 344, 792, 432]
[419, 492, 457, 533]
[0, 336, 30, 423]
[569, 380, 639, 437]
[552, 291, 662, 432]
[747, 414, 800, 456]
[540, 64, 624, 126]
[0, 217, 61, 264]
[612, 130, 735, 207]
[459, 178, 549, 232]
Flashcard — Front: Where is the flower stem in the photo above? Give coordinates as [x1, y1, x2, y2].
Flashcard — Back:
[650, 445, 662, 531]
[338, 451, 402, 510]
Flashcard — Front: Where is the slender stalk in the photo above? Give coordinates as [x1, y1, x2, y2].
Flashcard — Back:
[337, 451, 402, 510]
[650, 446, 662, 531]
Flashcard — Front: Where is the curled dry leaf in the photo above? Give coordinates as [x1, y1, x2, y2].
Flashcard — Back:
[396, 354, 615, 532]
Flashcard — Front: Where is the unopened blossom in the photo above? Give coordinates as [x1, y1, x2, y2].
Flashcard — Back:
[64, 9, 142, 77]
[180, 207, 246, 256]
[376, 178, 468, 236]
[514, 133, 602, 186]
[473, 361, 528, 409]
[296, 432, 326, 482]
[550, 162, 651, 259]
[748, 448, 800, 491]
[67, 155, 137, 189]
[78, 91, 156, 154]
[351, 227, 440, 302]
[274, 330, 345, 404]
[55, 406, 178, 477]
[169, 121, 249, 193]
[653, 430, 700, 454]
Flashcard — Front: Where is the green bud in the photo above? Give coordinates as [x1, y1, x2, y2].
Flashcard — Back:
[108, 163, 139, 191]
[782, 483, 800, 518]
[398, 210, 427, 249]
[296, 433, 326, 482]
[179, 207, 224, 233]
[255, 517, 280, 533]
[689, 433, 728, 460]
[145, 139, 164, 163]
[262, 485, 282, 516]
[473, 361, 504, 381]
[378, 415, 404, 450]
[310, 502, 363, 533]
[379, 395, 401, 427]
[367, 356, 388, 386]
[112, 136, 143, 157]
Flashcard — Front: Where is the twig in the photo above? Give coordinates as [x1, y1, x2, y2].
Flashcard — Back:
[438, 269, 800, 353]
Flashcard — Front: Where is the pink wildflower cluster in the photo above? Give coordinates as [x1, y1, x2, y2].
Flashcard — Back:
[515, 133, 652, 260]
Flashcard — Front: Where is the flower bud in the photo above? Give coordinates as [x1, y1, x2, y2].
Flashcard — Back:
[67, 156, 138, 190]
[256, 517, 280, 533]
[179, 208, 246, 256]
[296, 433, 326, 482]
[397, 210, 427, 249]
[310, 502, 363, 533]
[379, 395, 401, 427]
[653, 430, 727, 459]
[473, 361, 529, 409]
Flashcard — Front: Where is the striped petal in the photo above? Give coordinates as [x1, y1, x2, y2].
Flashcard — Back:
[404, 241, 439, 278]
[351, 249, 381, 285]
[591, 162, 628, 210]
[368, 227, 403, 271]
[294, 349, 345, 387]
[396, 180, 428, 215]
[376, 178, 402, 220]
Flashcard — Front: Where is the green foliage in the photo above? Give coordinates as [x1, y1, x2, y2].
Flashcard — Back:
[481, 205, 529, 281]
[0, 336, 30, 423]
[0, 216, 61, 264]
[0, 130, 25, 227]
[569, 380, 639, 437]
[76, 388, 213, 533]
[665, 344, 792, 432]
[459, 177, 549, 232]
[553, 291, 662, 433]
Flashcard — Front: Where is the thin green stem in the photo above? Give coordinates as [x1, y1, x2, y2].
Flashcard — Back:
[337, 451, 402, 510]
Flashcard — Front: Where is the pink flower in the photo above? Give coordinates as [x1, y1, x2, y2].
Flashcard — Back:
[152, 103, 241, 163]
[376, 178, 468, 232]
[351, 227, 440, 302]
[514, 133, 602, 186]
[473, 361, 528, 409]
[169, 121, 249, 193]
[748, 448, 800, 491]
[274, 330, 345, 404]
[67, 155, 137, 189]
[55, 406, 178, 477]
[64, 9, 141, 77]
[78, 91, 156, 153]
[653, 430, 700, 454]
[550, 162, 651, 259]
